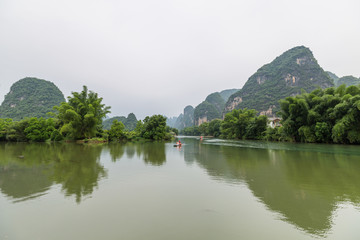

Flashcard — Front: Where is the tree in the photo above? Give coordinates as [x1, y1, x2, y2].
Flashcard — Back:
[108, 120, 126, 141]
[53, 86, 110, 139]
[139, 115, 169, 140]
[278, 85, 360, 144]
[221, 108, 257, 139]
[0, 119, 12, 141]
[208, 119, 222, 137]
[24, 117, 55, 142]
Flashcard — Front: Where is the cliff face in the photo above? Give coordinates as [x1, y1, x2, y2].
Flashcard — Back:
[174, 105, 194, 130]
[0, 77, 65, 120]
[225, 46, 334, 116]
[194, 92, 224, 126]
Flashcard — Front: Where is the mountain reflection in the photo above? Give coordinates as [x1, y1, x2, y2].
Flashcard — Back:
[0, 143, 107, 204]
[187, 139, 360, 236]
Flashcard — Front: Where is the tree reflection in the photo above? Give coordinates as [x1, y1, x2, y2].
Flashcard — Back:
[107, 142, 166, 166]
[0, 143, 107, 204]
[188, 140, 360, 236]
[140, 142, 166, 166]
[50, 144, 107, 203]
[108, 143, 125, 162]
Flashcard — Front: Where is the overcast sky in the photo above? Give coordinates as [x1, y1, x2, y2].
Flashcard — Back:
[1, 0, 359, 119]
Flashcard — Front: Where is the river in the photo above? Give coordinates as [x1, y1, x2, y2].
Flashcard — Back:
[1, 138, 360, 239]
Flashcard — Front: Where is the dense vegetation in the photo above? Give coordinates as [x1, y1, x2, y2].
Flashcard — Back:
[103, 113, 138, 131]
[276, 85, 360, 144]
[106, 115, 177, 142]
[0, 87, 175, 142]
[0, 77, 65, 120]
[182, 85, 360, 144]
[53, 86, 111, 139]
[226, 46, 334, 116]
[181, 109, 268, 140]
[2, 79, 360, 145]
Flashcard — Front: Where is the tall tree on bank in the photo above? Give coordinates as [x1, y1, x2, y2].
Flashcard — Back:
[53, 86, 110, 139]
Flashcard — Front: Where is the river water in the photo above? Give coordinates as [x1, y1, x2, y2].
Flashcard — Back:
[1, 138, 360, 239]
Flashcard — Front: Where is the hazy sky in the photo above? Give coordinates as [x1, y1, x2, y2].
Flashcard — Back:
[1, 0, 359, 119]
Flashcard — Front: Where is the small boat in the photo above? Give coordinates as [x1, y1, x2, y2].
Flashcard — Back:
[173, 144, 182, 147]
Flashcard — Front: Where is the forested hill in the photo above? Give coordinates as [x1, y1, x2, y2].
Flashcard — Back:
[336, 76, 360, 87]
[0, 77, 65, 120]
[102, 113, 138, 131]
[194, 92, 225, 125]
[171, 88, 240, 129]
[225, 46, 334, 116]
[326, 71, 339, 85]
[219, 89, 239, 101]
[173, 105, 194, 130]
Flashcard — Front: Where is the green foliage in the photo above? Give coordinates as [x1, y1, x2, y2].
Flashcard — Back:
[165, 126, 179, 135]
[6, 118, 30, 142]
[264, 126, 288, 141]
[0, 77, 65, 120]
[50, 129, 64, 141]
[180, 126, 201, 136]
[199, 122, 209, 136]
[102, 113, 138, 131]
[108, 120, 126, 142]
[208, 119, 222, 137]
[0, 118, 12, 141]
[279, 85, 360, 144]
[24, 118, 55, 142]
[53, 86, 111, 139]
[0, 117, 58, 142]
[221, 108, 267, 140]
[137, 115, 170, 140]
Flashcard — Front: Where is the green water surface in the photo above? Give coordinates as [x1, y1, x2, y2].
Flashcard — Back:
[0, 138, 360, 239]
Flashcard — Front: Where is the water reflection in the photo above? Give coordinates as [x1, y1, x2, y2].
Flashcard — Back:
[0, 143, 107, 203]
[108, 142, 166, 166]
[187, 138, 360, 236]
[50, 144, 107, 203]
[0, 142, 167, 203]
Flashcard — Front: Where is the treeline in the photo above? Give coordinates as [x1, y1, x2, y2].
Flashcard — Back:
[181, 109, 268, 140]
[277, 84, 360, 144]
[0, 86, 177, 142]
[107, 115, 178, 142]
[181, 85, 360, 144]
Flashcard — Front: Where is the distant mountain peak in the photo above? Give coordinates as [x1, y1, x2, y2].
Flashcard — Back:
[225, 46, 333, 116]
